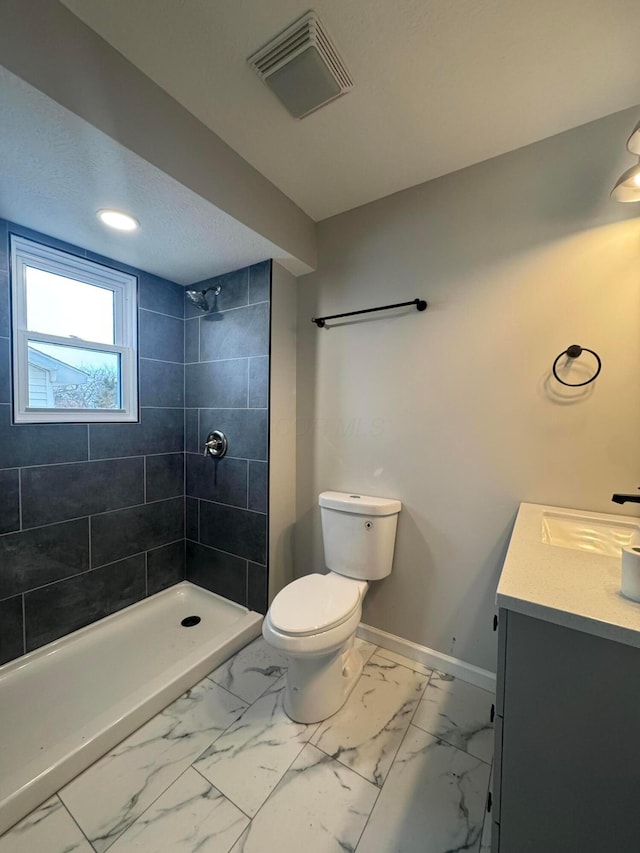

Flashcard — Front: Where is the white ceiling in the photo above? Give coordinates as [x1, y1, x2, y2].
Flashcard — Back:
[0, 67, 292, 285]
[61, 0, 640, 221]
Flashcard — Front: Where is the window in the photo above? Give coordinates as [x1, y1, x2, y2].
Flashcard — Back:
[10, 236, 138, 423]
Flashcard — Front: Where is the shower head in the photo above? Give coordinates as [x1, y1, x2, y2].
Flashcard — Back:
[186, 289, 209, 311]
[185, 284, 222, 313]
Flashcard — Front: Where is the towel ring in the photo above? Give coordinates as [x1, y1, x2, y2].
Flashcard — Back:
[552, 345, 601, 387]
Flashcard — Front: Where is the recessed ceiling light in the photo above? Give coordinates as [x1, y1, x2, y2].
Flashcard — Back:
[97, 209, 139, 231]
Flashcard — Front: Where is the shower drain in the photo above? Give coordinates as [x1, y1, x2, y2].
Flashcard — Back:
[181, 615, 201, 627]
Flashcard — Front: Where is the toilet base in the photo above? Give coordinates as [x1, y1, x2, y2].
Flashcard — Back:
[283, 638, 363, 724]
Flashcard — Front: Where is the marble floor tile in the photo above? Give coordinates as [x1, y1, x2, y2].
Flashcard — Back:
[210, 638, 288, 704]
[356, 725, 491, 853]
[60, 678, 247, 853]
[229, 744, 378, 853]
[310, 654, 428, 786]
[0, 796, 92, 853]
[194, 677, 319, 817]
[373, 645, 434, 676]
[109, 767, 249, 853]
[412, 670, 495, 763]
[354, 637, 377, 665]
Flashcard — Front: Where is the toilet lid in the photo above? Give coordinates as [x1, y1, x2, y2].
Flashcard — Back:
[270, 574, 362, 635]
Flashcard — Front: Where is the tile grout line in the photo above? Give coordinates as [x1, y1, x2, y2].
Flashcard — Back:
[352, 716, 420, 852]
[0, 538, 185, 604]
[17, 467, 22, 531]
[187, 406, 268, 412]
[95, 763, 199, 853]
[140, 355, 184, 366]
[310, 735, 387, 792]
[406, 717, 494, 768]
[21, 593, 26, 655]
[191, 764, 255, 823]
[10, 453, 158, 472]
[353, 779, 385, 852]
[212, 735, 313, 833]
[310, 650, 432, 792]
[205, 674, 254, 707]
[186, 687, 254, 774]
[57, 794, 97, 853]
[191, 496, 267, 517]
[139, 306, 185, 321]
[185, 298, 269, 321]
[405, 669, 496, 766]
[184, 354, 268, 366]
[183, 537, 266, 568]
[218, 665, 289, 709]
[3, 494, 184, 538]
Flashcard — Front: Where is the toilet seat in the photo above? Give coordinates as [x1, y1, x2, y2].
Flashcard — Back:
[270, 573, 363, 636]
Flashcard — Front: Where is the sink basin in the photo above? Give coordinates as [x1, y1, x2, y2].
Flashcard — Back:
[541, 512, 640, 557]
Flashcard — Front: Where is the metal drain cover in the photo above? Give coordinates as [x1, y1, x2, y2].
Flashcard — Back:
[181, 615, 201, 627]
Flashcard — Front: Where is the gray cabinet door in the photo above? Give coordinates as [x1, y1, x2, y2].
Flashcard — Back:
[499, 611, 640, 852]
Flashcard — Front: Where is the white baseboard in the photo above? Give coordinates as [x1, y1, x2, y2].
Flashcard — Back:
[356, 623, 496, 693]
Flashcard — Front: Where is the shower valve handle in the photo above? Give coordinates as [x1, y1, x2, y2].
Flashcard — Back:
[204, 430, 228, 458]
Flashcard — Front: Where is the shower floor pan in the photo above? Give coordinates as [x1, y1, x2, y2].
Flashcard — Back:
[0, 581, 262, 836]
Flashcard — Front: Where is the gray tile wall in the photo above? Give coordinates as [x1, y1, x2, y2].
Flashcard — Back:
[0, 219, 186, 666]
[184, 262, 270, 614]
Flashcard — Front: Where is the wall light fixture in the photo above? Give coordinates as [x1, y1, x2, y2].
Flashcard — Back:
[611, 121, 640, 202]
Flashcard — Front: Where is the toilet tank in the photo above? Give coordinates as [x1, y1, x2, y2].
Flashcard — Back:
[319, 491, 402, 580]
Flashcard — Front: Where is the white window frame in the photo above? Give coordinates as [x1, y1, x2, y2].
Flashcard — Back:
[10, 235, 138, 423]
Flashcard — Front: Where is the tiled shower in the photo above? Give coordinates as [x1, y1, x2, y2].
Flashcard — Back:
[184, 262, 271, 613]
[0, 218, 272, 666]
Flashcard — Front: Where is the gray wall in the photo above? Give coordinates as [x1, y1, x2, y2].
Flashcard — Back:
[296, 106, 640, 672]
[185, 262, 271, 613]
[0, 218, 185, 666]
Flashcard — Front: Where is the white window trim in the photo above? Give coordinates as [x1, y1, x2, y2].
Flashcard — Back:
[10, 235, 139, 423]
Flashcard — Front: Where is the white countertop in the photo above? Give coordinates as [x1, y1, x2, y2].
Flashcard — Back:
[497, 502, 640, 649]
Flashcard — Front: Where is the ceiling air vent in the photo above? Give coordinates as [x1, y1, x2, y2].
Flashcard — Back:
[248, 11, 353, 119]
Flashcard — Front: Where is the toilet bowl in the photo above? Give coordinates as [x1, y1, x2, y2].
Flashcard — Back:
[262, 572, 368, 722]
[263, 491, 402, 724]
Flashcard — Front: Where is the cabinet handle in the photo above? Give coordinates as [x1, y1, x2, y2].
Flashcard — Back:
[493, 614, 498, 631]
[487, 791, 492, 813]
[490, 704, 495, 723]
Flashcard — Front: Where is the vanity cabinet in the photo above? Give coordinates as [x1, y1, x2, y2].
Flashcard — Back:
[492, 607, 640, 852]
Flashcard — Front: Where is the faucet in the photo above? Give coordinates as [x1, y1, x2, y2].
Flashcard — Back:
[612, 490, 640, 505]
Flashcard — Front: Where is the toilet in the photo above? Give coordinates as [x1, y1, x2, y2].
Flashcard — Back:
[262, 491, 401, 723]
